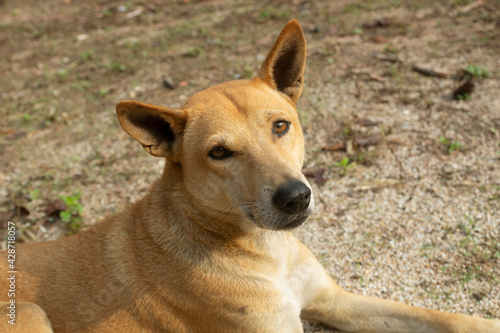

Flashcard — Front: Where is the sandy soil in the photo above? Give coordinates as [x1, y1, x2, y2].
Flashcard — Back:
[0, 0, 499, 331]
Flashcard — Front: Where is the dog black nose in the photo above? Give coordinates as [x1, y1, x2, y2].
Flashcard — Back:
[273, 180, 311, 215]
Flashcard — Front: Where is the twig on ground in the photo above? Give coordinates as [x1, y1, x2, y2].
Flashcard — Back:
[369, 73, 387, 82]
[322, 143, 347, 151]
[354, 134, 383, 147]
[356, 118, 379, 127]
[458, 0, 483, 14]
[373, 53, 401, 63]
[412, 64, 451, 78]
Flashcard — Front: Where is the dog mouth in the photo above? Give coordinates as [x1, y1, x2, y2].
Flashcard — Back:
[245, 210, 309, 231]
[280, 215, 308, 230]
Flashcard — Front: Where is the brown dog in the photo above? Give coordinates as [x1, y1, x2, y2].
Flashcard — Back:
[1, 20, 499, 333]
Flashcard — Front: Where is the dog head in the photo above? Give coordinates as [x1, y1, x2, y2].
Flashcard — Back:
[116, 20, 314, 232]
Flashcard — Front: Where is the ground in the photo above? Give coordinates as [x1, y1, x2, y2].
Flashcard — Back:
[0, 0, 499, 332]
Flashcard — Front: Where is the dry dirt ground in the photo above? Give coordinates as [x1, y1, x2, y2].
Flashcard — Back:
[1, 0, 499, 332]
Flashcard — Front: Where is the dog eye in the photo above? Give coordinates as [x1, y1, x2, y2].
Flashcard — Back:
[273, 121, 290, 137]
[209, 146, 233, 160]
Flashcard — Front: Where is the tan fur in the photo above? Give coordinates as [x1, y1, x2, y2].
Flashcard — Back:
[1, 20, 498, 333]
[0, 302, 53, 332]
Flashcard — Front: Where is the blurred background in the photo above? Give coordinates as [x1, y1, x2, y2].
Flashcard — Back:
[0, 0, 499, 331]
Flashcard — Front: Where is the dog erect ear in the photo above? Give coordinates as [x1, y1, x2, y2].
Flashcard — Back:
[116, 101, 187, 160]
[257, 19, 307, 103]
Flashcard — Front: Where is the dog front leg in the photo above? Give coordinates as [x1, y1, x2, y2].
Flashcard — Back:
[300, 265, 500, 333]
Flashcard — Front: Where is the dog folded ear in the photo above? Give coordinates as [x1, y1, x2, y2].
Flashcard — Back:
[257, 19, 307, 103]
[116, 101, 187, 160]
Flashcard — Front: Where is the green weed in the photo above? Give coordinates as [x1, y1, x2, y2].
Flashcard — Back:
[81, 51, 93, 61]
[384, 44, 398, 54]
[243, 65, 253, 79]
[102, 8, 112, 17]
[59, 193, 83, 232]
[28, 189, 40, 201]
[21, 114, 31, 123]
[439, 137, 462, 153]
[57, 69, 68, 77]
[108, 60, 127, 72]
[464, 64, 490, 79]
[334, 157, 354, 174]
[185, 46, 203, 58]
[457, 93, 471, 101]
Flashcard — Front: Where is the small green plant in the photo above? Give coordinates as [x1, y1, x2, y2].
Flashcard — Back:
[59, 193, 83, 232]
[29, 189, 40, 201]
[317, 252, 331, 265]
[243, 65, 253, 79]
[388, 66, 399, 78]
[352, 28, 364, 35]
[448, 142, 462, 153]
[57, 68, 68, 77]
[185, 46, 203, 58]
[342, 126, 353, 137]
[464, 64, 490, 79]
[102, 8, 113, 17]
[439, 137, 463, 153]
[334, 157, 354, 174]
[81, 51, 93, 61]
[108, 60, 126, 72]
[21, 114, 31, 123]
[322, 48, 333, 57]
[384, 44, 398, 54]
[457, 93, 471, 101]
[259, 8, 271, 19]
